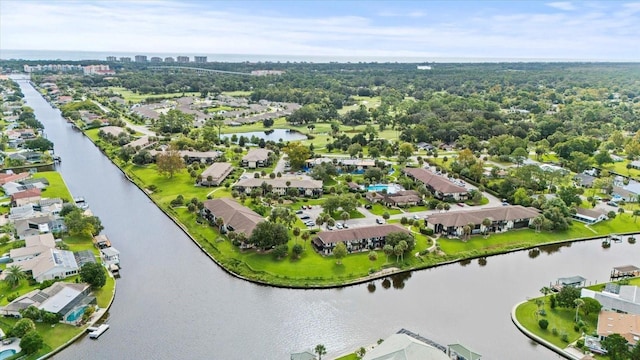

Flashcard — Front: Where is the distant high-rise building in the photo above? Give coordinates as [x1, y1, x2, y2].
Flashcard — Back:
[120, 57, 131, 63]
[150, 57, 162, 63]
[164, 57, 175, 63]
[177, 56, 190, 63]
[134, 55, 148, 62]
[194, 56, 207, 64]
[106, 56, 117, 62]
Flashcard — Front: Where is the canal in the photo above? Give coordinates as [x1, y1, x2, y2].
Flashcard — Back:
[14, 78, 640, 359]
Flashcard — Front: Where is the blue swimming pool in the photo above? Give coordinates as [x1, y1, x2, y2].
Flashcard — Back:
[367, 184, 404, 194]
[0, 349, 16, 360]
[66, 306, 86, 322]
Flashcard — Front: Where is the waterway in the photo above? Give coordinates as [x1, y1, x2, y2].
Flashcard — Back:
[221, 128, 307, 142]
[14, 77, 640, 359]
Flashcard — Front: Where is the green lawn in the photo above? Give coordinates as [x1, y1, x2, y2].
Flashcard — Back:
[107, 87, 200, 103]
[222, 90, 252, 97]
[515, 297, 597, 349]
[335, 354, 358, 360]
[37, 171, 74, 202]
[0, 316, 83, 359]
[368, 203, 402, 216]
[601, 160, 640, 179]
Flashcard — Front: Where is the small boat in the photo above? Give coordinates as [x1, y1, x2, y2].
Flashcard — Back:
[89, 324, 110, 339]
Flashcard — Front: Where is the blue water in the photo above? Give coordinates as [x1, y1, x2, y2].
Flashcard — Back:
[0, 349, 16, 360]
[66, 306, 86, 322]
[368, 184, 389, 192]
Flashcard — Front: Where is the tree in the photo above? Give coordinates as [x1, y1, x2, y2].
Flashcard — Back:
[511, 147, 529, 166]
[555, 286, 581, 308]
[315, 344, 327, 360]
[291, 244, 303, 258]
[248, 221, 289, 250]
[394, 244, 404, 262]
[385, 232, 415, 252]
[283, 142, 311, 170]
[574, 298, 584, 322]
[383, 244, 393, 262]
[24, 137, 54, 152]
[356, 346, 367, 358]
[538, 319, 549, 330]
[20, 330, 44, 354]
[4, 264, 26, 289]
[80, 262, 107, 289]
[293, 227, 301, 243]
[482, 218, 492, 238]
[156, 148, 185, 178]
[341, 211, 350, 225]
[10, 318, 36, 338]
[581, 297, 602, 316]
[368, 251, 378, 263]
[532, 215, 545, 233]
[602, 333, 630, 360]
[333, 242, 347, 264]
[631, 342, 640, 360]
[301, 231, 310, 249]
[398, 142, 414, 159]
[594, 151, 613, 166]
[462, 225, 472, 240]
[382, 212, 390, 221]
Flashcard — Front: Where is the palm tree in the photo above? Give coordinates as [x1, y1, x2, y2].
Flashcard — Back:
[214, 217, 225, 231]
[383, 244, 393, 263]
[482, 218, 492, 238]
[533, 215, 544, 233]
[4, 265, 26, 289]
[574, 298, 585, 323]
[293, 227, 301, 244]
[315, 344, 327, 360]
[301, 231, 310, 249]
[462, 225, 472, 241]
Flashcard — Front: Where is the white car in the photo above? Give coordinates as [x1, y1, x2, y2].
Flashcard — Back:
[336, 223, 343, 229]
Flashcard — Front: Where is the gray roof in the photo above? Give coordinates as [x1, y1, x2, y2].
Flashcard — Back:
[402, 168, 467, 195]
[201, 162, 233, 183]
[242, 148, 272, 162]
[234, 178, 323, 190]
[362, 333, 449, 360]
[426, 205, 539, 228]
[316, 224, 410, 245]
[447, 344, 482, 360]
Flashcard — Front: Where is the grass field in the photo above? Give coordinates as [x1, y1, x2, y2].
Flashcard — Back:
[107, 87, 200, 103]
[37, 171, 74, 202]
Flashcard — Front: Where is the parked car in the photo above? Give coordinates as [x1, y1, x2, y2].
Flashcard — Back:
[412, 215, 420, 220]
[342, 223, 349, 229]
[295, 210, 304, 214]
[327, 225, 334, 230]
[457, 203, 465, 207]
[305, 221, 316, 227]
[300, 215, 310, 220]
[336, 223, 343, 229]
[376, 218, 384, 224]
[364, 204, 373, 209]
[607, 202, 618, 207]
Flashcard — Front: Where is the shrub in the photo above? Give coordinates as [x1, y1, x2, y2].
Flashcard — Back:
[552, 328, 559, 336]
[7, 293, 19, 302]
[538, 319, 549, 330]
[561, 332, 569, 343]
[576, 339, 584, 348]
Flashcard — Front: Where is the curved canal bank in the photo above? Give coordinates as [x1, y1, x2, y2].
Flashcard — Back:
[14, 76, 640, 360]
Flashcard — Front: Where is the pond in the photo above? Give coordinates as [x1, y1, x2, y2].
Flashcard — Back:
[222, 128, 307, 142]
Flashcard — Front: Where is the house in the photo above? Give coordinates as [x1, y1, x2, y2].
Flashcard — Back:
[426, 205, 540, 236]
[199, 162, 233, 186]
[14, 214, 65, 238]
[290, 351, 317, 360]
[313, 224, 411, 255]
[9, 233, 56, 262]
[124, 136, 151, 149]
[367, 190, 422, 207]
[597, 311, 640, 347]
[362, 333, 449, 360]
[613, 186, 637, 202]
[233, 178, 323, 197]
[347, 182, 362, 192]
[582, 285, 640, 314]
[11, 188, 42, 207]
[623, 182, 640, 202]
[93, 234, 112, 249]
[201, 198, 264, 237]
[100, 247, 120, 266]
[99, 126, 126, 137]
[16, 248, 79, 283]
[402, 168, 468, 201]
[574, 173, 596, 188]
[0, 282, 95, 324]
[0, 171, 29, 185]
[241, 148, 272, 168]
[573, 208, 607, 224]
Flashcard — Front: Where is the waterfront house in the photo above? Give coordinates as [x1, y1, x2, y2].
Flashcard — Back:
[9, 233, 56, 262]
[596, 311, 640, 347]
[100, 247, 120, 266]
[313, 224, 411, 255]
[201, 198, 264, 237]
[582, 285, 640, 314]
[13, 214, 65, 238]
[425, 205, 539, 237]
[124, 136, 151, 149]
[0, 282, 95, 324]
[199, 162, 233, 186]
[0, 171, 30, 186]
[233, 178, 323, 197]
[573, 208, 607, 224]
[16, 248, 80, 283]
[241, 148, 272, 168]
[362, 332, 449, 360]
[402, 168, 468, 201]
[93, 234, 112, 249]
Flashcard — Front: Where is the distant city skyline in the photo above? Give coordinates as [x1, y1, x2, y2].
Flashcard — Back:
[1, 0, 639, 61]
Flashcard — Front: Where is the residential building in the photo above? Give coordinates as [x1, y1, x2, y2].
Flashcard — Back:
[194, 56, 207, 63]
[582, 285, 640, 314]
[150, 57, 163, 63]
[106, 56, 117, 62]
[251, 70, 285, 76]
[11, 188, 42, 207]
[402, 168, 468, 201]
[134, 55, 148, 62]
[426, 205, 540, 237]
[83, 64, 115, 75]
[0, 282, 95, 324]
[17, 248, 79, 283]
[574, 173, 596, 188]
[177, 56, 190, 63]
[241, 148, 272, 168]
[597, 311, 640, 346]
[366, 190, 422, 207]
[233, 178, 323, 197]
[14, 214, 65, 238]
[362, 333, 449, 360]
[573, 208, 607, 224]
[0, 171, 30, 185]
[119, 57, 131, 63]
[201, 198, 264, 237]
[313, 224, 411, 255]
[199, 162, 233, 186]
[10, 233, 56, 262]
[124, 136, 151, 149]
[164, 57, 175, 63]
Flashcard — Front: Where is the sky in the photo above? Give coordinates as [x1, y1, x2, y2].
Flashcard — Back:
[1, 0, 639, 61]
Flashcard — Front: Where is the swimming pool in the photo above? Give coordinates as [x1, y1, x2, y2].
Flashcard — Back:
[367, 184, 404, 194]
[0, 349, 16, 360]
[66, 306, 86, 322]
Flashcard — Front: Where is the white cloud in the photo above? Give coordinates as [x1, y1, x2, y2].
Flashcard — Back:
[546, 2, 576, 11]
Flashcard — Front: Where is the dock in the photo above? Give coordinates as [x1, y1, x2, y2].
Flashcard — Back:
[88, 324, 109, 339]
[551, 275, 586, 292]
[610, 265, 640, 281]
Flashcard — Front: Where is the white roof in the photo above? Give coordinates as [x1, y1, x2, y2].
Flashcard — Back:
[363, 334, 449, 360]
[39, 285, 82, 313]
[101, 247, 120, 257]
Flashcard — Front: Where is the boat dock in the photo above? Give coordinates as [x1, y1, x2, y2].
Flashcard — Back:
[88, 324, 109, 339]
[610, 265, 640, 280]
